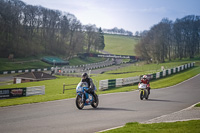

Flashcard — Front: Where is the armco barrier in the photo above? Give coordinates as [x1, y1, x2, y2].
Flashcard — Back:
[99, 62, 195, 90]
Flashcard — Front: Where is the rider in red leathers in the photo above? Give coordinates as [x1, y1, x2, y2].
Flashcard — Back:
[140, 75, 151, 94]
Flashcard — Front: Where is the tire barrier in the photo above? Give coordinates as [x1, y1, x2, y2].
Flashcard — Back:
[55, 59, 115, 74]
[1, 58, 124, 75]
[151, 62, 195, 80]
[0, 68, 51, 75]
[99, 62, 195, 90]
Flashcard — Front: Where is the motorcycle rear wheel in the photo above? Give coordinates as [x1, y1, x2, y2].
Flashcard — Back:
[76, 95, 84, 109]
[145, 92, 149, 100]
[91, 93, 99, 108]
[140, 90, 144, 100]
[145, 89, 149, 100]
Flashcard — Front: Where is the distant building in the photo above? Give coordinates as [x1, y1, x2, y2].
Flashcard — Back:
[13, 72, 56, 84]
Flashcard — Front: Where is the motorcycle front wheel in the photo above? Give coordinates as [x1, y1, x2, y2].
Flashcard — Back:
[76, 95, 84, 109]
[91, 93, 99, 108]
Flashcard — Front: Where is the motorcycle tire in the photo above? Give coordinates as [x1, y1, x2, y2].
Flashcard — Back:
[76, 95, 84, 109]
[91, 93, 99, 108]
[145, 92, 149, 100]
[140, 91, 144, 100]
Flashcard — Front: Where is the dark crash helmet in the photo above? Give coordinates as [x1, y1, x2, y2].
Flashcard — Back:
[81, 73, 88, 78]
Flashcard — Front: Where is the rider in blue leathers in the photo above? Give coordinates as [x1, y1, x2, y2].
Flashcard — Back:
[81, 73, 96, 101]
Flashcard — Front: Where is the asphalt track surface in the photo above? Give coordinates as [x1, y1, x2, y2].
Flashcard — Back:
[0, 74, 200, 133]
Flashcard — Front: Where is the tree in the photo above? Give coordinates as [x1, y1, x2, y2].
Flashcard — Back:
[97, 27, 105, 51]
[135, 15, 200, 62]
[135, 31, 139, 37]
[68, 15, 82, 57]
[0, 0, 99, 58]
[85, 24, 97, 53]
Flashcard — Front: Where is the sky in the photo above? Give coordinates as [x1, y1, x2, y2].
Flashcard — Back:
[21, 0, 200, 33]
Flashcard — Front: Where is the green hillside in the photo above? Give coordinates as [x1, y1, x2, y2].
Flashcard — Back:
[104, 34, 139, 56]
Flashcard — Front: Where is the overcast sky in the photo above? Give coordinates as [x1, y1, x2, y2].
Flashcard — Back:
[21, 0, 200, 33]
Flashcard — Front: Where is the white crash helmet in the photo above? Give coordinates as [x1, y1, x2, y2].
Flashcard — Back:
[143, 75, 147, 79]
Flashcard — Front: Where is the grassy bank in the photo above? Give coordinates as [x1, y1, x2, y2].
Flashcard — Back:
[69, 57, 106, 65]
[0, 57, 106, 71]
[0, 58, 52, 71]
[102, 120, 200, 133]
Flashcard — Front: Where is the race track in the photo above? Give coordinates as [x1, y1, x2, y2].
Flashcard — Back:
[0, 74, 200, 133]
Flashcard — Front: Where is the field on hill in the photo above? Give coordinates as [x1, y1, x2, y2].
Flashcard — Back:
[104, 34, 139, 56]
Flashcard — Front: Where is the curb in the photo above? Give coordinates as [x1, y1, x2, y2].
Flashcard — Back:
[142, 101, 200, 124]
[97, 125, 123, 133]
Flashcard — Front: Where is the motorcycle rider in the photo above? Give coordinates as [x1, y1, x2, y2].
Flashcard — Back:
[81, 73, 96, 101]
[140, 75, 151, 94]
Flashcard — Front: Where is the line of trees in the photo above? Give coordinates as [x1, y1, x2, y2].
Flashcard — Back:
[103, 27, 133, 36]
[135, 15, 200, 63]
[0, 0, 105, 58]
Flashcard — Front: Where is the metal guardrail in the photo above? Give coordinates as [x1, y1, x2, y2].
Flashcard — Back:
[62, 79, 98, 94]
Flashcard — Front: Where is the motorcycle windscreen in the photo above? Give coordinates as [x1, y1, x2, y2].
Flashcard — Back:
[76, 82, 89, 92]
[139, 84, 147, 89]
[76, 82, 88, 89]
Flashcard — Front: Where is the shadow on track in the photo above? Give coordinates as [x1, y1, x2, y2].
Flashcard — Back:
[83, 107, 135, 112]
[147, 99, 182, 103]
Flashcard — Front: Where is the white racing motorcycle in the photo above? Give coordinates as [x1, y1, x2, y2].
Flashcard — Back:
[138, 83, 149, 100]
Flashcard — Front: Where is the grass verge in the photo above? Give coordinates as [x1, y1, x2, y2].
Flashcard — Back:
[195, 103, 200, 107]
[101, 120, 200, 133]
